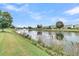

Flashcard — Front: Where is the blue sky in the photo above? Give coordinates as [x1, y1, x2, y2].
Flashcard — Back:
[0, 3, 79, 27]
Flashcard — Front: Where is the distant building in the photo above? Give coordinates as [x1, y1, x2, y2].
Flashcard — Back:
[74, 24, 79, 29]
[64, 24, 73, 29]
[64, 24, 79, 29]
[48, 24, 79, 29]
[51, 25, 56, 29]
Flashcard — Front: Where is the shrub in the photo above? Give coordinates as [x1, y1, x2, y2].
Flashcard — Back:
[38, 39, 42, 44]
[40, 43, 45, 47]
[45, 49, 56, 56]
[25, 34, 29, 38]
[31, 40, 37, 46]
[47, 46, 52, 50]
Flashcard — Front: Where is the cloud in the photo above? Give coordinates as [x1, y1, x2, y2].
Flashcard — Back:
[51, 17, 67, 23]
[2, 4, 45, 21]
[2, 4, 29, 12]
[2, 4, 44, 20]
[4, 4, 18, 11]
[31, 15, 43, 20]
[2, 4, 55, 21]
[65, 6, 79, 15]
[29, 12, 44, 20]
[51, 17, 79, 25]
[28, 10, 55, 21]
[73, 18, 79, 24]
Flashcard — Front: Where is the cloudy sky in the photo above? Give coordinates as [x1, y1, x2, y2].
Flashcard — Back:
[0, 3, 79, 27]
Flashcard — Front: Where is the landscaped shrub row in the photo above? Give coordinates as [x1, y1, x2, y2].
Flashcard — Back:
[24, 34, 64, 55]
[16, 31, 65, 56]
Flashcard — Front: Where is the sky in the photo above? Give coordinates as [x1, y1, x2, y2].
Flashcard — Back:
[0, 3, 79, 27]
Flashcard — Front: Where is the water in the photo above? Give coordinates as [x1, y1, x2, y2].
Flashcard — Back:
[16, 29, 79, 55]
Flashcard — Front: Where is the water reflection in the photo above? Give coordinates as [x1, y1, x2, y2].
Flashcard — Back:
[56, 32, 64, 40]
[37, 31, 42, 43]
[37, 31, 54, 47]
[16, 29, 79, 55]
[37, 31, 42, 35]
[28, 29, 32, 32]
[48, 32, 53, 38]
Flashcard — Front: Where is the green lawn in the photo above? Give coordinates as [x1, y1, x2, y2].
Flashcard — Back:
[0, 29, 49, 56]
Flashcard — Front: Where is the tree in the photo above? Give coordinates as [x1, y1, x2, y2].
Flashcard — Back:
[0, 10, 13, 31]
[73, 25, 75, 29]
[56, 21, 64, 29]
[67, 27, 71, 29]
[37, 24, 42, 28]
[48, 26, 52, 29]
[28, 26, 33, 31]
[28, 26, 32, 29]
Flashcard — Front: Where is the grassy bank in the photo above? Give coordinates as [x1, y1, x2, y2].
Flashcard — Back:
[32, 28, 79, 32]
[0, 28, 49, 56]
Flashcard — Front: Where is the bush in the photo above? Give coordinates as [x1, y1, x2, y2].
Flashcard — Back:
[31, 40, 37, 46]
[45, 49, 56, 56]
[51, 46, 64, 55]
[47, 46, 52, 50]
[37, 44, 44, 50]
[40, 43, 45, 47]
[25, 34, 29, 38]
[38, 39, 42, 44]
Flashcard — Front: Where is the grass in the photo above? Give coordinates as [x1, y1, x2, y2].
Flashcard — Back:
[32, 28, 79, 32]
[0, 28, 49, 56]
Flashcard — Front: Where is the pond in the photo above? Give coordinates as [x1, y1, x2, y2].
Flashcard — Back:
[16, 29, 79, 56]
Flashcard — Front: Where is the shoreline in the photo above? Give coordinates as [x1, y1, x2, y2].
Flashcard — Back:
[30, 29, 79, 32]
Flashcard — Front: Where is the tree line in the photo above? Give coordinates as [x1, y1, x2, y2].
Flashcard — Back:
[27, 21, 64, 29]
